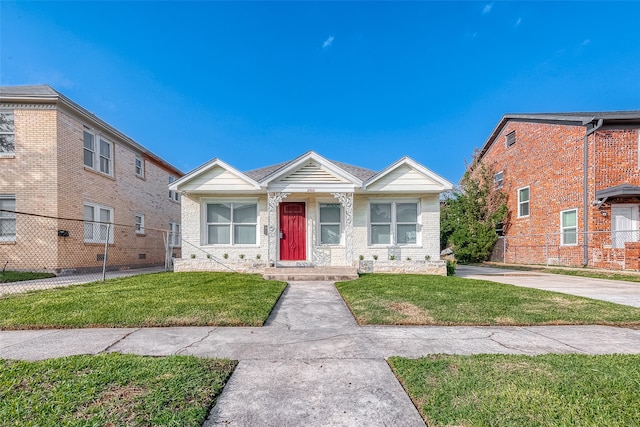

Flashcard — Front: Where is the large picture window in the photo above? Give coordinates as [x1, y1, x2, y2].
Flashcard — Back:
[319, 203, 341, 245]
[561, 209, 577, 245]
[206, 202, 257, 245]
[83, 130, 113, 176]
[83, 203, 114, 244]
[518, 187, 530, 217]
[0, 111, 15, 156]
[370, 201, 419, 245]
[0, 194, 16, 241]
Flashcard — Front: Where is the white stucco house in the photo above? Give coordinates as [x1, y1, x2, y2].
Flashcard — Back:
[169, 151, 453, 275]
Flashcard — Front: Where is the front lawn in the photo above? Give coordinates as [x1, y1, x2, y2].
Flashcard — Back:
[0, 272, 287, 329]
[0, 353, 235, 426]
[335, 274, 640, 326]
[0, 271, 55, 283]
[389, 354, 640, 426]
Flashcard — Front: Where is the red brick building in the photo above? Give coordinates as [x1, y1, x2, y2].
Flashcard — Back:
[475, 111, 640, 270]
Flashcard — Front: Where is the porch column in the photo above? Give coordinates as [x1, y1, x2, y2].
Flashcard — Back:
[267, 192, 290, 266]
[332, 192, 354, 266]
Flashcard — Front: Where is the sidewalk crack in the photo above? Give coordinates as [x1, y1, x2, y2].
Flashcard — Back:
[175, 328, 217, 355]
[100, 328, 141, 354]
[521, 327, 587, 353]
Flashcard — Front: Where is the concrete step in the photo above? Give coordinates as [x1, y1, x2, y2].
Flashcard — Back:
[263, 266, 359, 282]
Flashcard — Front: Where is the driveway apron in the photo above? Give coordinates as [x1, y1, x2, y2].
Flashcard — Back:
[204, 281, 426, 427]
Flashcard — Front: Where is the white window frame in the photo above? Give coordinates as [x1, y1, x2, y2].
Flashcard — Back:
[135, 155, 145, 178]
[368, 199, 421, 246]
[83, 202, 114, 244]
[560, 209, 578, 246]
[135, 213, 145, 234]
[318, 202, 343, 245]
[169, 222, 181, 247]
[494, 171, 504, 189]
[202, 199, 259, 246]
[168, 175, 180, 202]
[0, 194, 16, 242]
[518, 186, 530, 218]
[83, 129, 113, 176]
[0, 110, 15, 157]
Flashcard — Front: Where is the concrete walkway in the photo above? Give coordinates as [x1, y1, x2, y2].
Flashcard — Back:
[2, 280, 640, 426]
[456, 264, 640, 307]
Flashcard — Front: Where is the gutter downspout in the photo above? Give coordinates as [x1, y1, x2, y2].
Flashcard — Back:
[583, 118, 604, 266]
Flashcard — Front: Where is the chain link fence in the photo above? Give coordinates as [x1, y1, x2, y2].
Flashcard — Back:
[0, 211, 180, 296]
[492, 230, 640, 271]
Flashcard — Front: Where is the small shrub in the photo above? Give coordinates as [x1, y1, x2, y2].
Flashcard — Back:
[373, 255, 378, 261]
[256, 254, 261, 259]
[206, 253, 212, 259]
[425, 255, 431, 261]
[239, 254, 245, 260]
[359, 255, 364, 261]
[406, 257, 412, 261]
[446, 259, 457, 276]
[190, 254, 196, 259]
[389, 255, 396, 261]
[223, 253, 229, 259]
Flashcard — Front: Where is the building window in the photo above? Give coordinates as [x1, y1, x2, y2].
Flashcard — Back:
[506, 130, 516, 147]
[83, 203, 114, 243]
[319, 203, 341, 245]
[169, 222, 181, 247]
[0, 194, 16, 241]
[494, 171, 504, 189]
[168, 176, 180, 202]
[518, 187, 530, 217]
[370, 201, 419, 245]
[135, 155, 144, 177]
[83, 130, 113, 175]
[206, 202, 257, 245]
[135, 214, 145, 234]
[561, 209, 578, 245]
[0, 111, 15, 156]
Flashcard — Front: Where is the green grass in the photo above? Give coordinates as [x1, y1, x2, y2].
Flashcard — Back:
[0, 271, 55, 283]
[481, 263, 640, 283]
[335, 274, 640, 326]
[389, 354, 640, 427]
[0, 272, 287, 329]
[0, 353, 236, 426]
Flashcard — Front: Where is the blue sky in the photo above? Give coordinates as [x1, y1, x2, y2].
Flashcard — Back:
[1, 1, 639, 183]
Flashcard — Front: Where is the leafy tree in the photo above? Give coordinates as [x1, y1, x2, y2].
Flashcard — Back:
[441, 162, 507, 263]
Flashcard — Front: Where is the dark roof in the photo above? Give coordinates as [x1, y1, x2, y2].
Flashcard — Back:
[0, 84, 58, 97]
[596, 184, 640, 200]
[477, 110, 640, 162]
[244, 158, 377, 182]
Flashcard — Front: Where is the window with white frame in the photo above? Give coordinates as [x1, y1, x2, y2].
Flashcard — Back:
[83, 203, 114, 243]
[370, 201, 419, 245]
[0, 111, 15, 156]
[205, 202, 257, 245]
[135, 214, 145, 234]
[518, 187, 530, 217]
[168, 176, 180, 202]
[319, 203, 341, 245]
[135, 155, 144, 177]
[494, 171, 504, 189]
[169, 222, 181, 247]
[0, 194, 16, 241]
[561, 209, 577, 245]
[83, 130, 113, 175]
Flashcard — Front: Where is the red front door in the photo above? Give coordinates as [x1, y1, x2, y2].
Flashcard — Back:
[279, 202, 306, 261]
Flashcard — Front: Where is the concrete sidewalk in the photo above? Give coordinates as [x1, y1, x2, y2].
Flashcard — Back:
[456, 264, 640, 307]
[2, 281, 640, 426]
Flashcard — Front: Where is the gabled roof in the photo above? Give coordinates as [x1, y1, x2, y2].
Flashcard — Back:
[595, 184, 640, 200]
[169, 158, 260, 192]
[364, 156, 453, 192]
[0, 84, 183, 176]
[477, 110, 640, 161]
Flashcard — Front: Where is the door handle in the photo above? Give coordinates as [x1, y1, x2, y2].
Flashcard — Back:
[279, 231, 284, 239]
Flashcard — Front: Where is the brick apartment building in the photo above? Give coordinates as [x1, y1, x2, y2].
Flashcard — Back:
[0, 85, 183, 273]
[475, 111, 640, 270]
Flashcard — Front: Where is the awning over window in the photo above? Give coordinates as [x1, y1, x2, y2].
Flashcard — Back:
[595, 184, 640, 200]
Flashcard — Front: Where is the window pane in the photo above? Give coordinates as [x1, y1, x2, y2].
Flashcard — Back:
[563, 228, 577, 245]
[84, 205, 94, 221]
[234, 225, 256, 244]
[396, 203, 417, 223]
[397, 224, 417, 244]
[520, 202, 529, 217]
[100, 157, 110, 174]
[320, 204, 341, 223]
[100, 139, 110, 158]
[371, 224, 391, 245]
[84, 223, 94, 240]
[0, 134, 15, 153]
[99, 208, 110, 223]
[233, 203, 257, 223]
[208, 225, 230, 244]
[370, 203, 391, 223]
[83, 149, 94, 168]
[0, 197, 16, 213]
[562, 210, 576, 227]
[83, 131, 94, 150]
[321, 224, 340, 244]
[519, 188, 529, 202]
[0, 112, 14, 132]
[207, 204, 231, 223]
[0, 218, 16, 238]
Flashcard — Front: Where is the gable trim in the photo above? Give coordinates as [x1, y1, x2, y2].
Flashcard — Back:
[364, 156, 453, 191]
[169, 158, 260, 191]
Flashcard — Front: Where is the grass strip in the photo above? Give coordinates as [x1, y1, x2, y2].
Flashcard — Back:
[482, 263, 640, 283]
[335, 274, 640, 326]
[0, 353, 235, 427]
[0, 271, 55, 283]
[0, 272, 287, 329]
[389, 354, 640, 427]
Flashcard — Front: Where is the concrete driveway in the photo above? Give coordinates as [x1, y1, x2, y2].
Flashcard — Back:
[456, 264, 640, 308]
